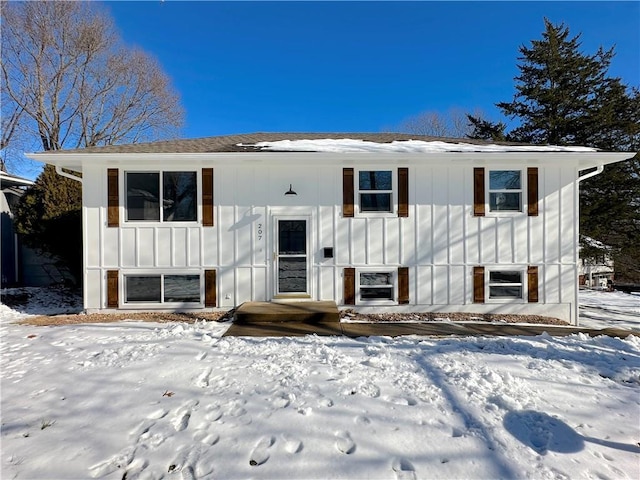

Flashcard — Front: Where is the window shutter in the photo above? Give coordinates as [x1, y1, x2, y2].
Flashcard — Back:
[107, 169, 119, 227]
[527, 167, 539, 216]
[398, 267, 409, 304]
[528, 266, 539, 303]
[343, 168, 354, 217]
[107, 270, 119, 308]
[473, 266, 485, 303]
[398, 167, 409, 217]
[205, 269, 217, 307]
[202, 168, 214, 227]
[344, 267, 356, 305]
[473, 167, 485, 217]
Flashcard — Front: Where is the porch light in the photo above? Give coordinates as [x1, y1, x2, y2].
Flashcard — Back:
[285, 184, 297, 196]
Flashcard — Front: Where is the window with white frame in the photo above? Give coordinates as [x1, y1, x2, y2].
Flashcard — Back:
[126, 171, 197, 222]
[359, 271, 394, 301]
[358, 170, 393, 213]
[125, 274, 201, 304]
[489, 170, 522, 212]
[488, 270, 523, 299]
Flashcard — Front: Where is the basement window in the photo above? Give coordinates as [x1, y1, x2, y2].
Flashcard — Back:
[359, 271, 394, 302]
[488, 270, 523, 299]
[126, 171, 197, 222]
[125, 274, 200, 304]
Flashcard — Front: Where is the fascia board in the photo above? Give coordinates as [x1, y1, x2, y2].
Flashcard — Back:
[26, 151, 634, 171]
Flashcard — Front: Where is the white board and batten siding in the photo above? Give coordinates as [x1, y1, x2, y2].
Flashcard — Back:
[79, 154, 587, 323]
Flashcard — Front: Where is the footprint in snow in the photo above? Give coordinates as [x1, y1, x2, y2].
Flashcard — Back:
[334, 431, 356, 455]
[205, 408, 223, 422]
[392, 457, 417, 480]
[249, 435, 276, 466]
[168, 445, 201, 477]
[147, 408, 168, 420]
[171, 401, 198, 432]
[383, 395, 417, 406]
[172, 411, 191, 432]
[121, 458, 148, 479]
[181, 465, 196, 480]
[195, 367, 212, 388]
[128, 419, 155, 440]
[282, 434, 303, 454]
[354, 415, 372, 427]
[195, 351, 207, 361]
[193, 429, 220, 446]
[89, 447, 135, 478]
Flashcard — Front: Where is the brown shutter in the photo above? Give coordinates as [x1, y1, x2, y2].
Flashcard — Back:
[107, 169, 119, 227]
[398, 267, 409, 304]
[205, 269, 217, 307]
[344, 267, 356, 305]
[202, 168, 214, 227]
[528, 266, 539, 303]
[473, 266, 485, 303]
[398, 167, 409, 217]
[343, 168, 354, 217]
[527, 167, 539, 216]
[107, 270, 119, 308]
[473, 167, 485, 217]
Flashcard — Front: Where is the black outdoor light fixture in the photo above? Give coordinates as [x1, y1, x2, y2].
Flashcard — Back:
[285, 184, 297, 196]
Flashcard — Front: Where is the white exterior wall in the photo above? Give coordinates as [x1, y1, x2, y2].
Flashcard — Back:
[82, 158, 580, 323]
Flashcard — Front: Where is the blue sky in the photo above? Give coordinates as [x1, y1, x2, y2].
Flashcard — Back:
[101, 1, 640, 138]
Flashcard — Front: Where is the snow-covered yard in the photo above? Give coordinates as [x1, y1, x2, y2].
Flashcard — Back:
[1, 289, 639, 479]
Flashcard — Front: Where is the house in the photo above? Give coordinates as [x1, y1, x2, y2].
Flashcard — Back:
[28, 133, 632, 325]
[1, 170, 33, 286]
[578, 236, 614, 290]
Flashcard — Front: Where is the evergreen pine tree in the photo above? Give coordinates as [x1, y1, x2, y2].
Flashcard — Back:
[14, 165, 83, 282]
[496, 18, 640, 283]
[466, 115, 507, 141]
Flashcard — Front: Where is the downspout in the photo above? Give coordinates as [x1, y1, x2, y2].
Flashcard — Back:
[573, 164, 605, 325]
[55, 165, 83, 184]
[578, 165, 604, 183]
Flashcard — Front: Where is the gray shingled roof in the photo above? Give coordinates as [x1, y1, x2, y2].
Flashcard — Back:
[46, 132, 527, 154]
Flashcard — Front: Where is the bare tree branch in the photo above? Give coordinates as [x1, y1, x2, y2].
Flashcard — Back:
[1, 1, 183, 161]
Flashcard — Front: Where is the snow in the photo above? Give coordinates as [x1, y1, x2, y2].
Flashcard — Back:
[1, 289, 639, 479]
[240, 138, 599, 153]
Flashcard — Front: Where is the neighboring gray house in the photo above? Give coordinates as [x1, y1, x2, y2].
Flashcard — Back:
[1, 170, 33, 286]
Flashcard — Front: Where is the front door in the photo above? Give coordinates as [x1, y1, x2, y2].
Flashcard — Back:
[275, 218, 310, 297]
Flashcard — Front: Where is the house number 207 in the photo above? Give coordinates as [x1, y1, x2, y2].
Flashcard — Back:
[257, 223, 263, 240]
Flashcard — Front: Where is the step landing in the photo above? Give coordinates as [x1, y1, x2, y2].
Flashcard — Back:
[233, 301, 340, 324]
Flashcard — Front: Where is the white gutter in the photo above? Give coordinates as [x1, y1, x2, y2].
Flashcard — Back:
[55, 165, 83, 184]
[577, 165, 604, 182]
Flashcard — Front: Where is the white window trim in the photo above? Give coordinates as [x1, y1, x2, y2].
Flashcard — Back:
[355, 169, 397, 217]
[486, 169, 524, 215]
[121, 270, 203, 308]
[356, 268, 397, 305]
[486, 267, 527, 304]
[123, 170, 200, 225]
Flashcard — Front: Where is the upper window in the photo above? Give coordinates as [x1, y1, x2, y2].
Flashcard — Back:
[126, 172, 197, 222]
[359, 170, 392, 213]
[489, 170, 521, 212]
[488, 270, 523, 299]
